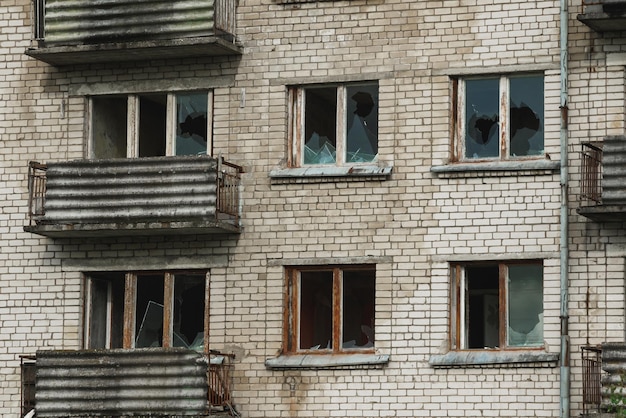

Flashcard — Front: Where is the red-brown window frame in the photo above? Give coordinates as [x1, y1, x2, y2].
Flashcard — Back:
[283, 265, 376, 354]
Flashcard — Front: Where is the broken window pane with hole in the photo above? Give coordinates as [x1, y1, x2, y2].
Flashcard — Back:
[465, 265, 500, 349]
[304, 87, 337, 165]
[299, 271, 333, 350]
[507, 264, 543, 347]
[176, 93, 208, 156]
[346, 84, 378, 163]
[173, 274, 206, 351]
[92, 97, 128, 159]
[135, 274, 165, 348]
[138, 95, 167, 157]
[465, 78, 500, 159]
[342, 269, 375, 349]
[509, 76, 544, 157]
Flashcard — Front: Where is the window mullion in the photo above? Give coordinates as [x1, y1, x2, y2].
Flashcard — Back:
[206, 91, 214, 156]
[457, 79, 466, 162]
[127, 95, 139, 158]
[162, 273, 174, 348]
[166, 93, 175, 156]
[499, 77, 509, 159]
[86, 98, 94, 159]
[123, 273, 137, 349]
[333, 268, 342, 352]
[499, 264, 508, 349]
[336, 86, 346, 166]
[203, 271, 211, 354]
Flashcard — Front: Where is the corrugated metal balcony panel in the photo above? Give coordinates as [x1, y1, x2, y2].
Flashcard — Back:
[601, 136, 626, 206]
[44, 0, 214, 46]
[35, 348, 209, 417]
[41, 157, 218, 224]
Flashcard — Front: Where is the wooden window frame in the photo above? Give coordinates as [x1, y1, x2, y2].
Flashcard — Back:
[84, 270, 211, 353]
[87, 91, 214, 159]
[288, 82, 379, 168]
[283, 265, 376, 355]
[453, 74, 544, 162]
[450, 261, 544, 351]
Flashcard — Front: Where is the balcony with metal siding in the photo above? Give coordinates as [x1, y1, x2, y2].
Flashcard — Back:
[25, 0, 241, 66]
[578, 136, 626, 222]
[578, 0, 626, 32]
[25, 156, 242, 238]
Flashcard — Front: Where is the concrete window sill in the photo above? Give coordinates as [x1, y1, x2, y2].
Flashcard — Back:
[429, 350, 559, 368]
[265, 353, 390, 370]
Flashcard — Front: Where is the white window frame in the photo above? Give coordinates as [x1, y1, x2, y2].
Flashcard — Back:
[455, 74, 544, 161]
[87, 91, 214, 158]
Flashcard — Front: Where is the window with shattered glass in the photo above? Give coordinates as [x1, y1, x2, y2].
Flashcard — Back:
[285, 266, 376, 353]
[292, 82, 379, 166]
[450, 261, 543, 350]
[90, 91, 212, 158]
[85, 271, 208, 352]
[460, 75, 544, 160]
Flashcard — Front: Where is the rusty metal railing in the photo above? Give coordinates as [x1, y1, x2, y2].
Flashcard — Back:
[27, 161, 47, 225]
[217, 157, 242, 223]
[580, 142, 603, 204]
[582, 346, 603, 415]
[207, 351, 236, 411]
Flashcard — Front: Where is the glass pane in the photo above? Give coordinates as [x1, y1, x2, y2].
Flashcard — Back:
[509, 76, 544, 157]
[465, 78, 500, 159]
[138, 95, 167, 157]
[299, 271, 333, 350]
[304, 87, 337, 165]
[465, 265, 500, 349]
[135, 274, 164, 348]
[173, 274, 206, 351]
[87, 274, 124, 349]
[92, 97, 127, 159]
[346, 84, 378, 163]
[342, 269, 375, 349]
[176, 93, 208, 156]
[508, 264, 543, 347]
[88, 279, 108, 349]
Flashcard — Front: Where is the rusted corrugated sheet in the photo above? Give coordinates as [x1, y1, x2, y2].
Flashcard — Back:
[35, 348, 209, 417]
[43, 0, 215, 46]
[41, 156, 218, 224]
[601, 135, 626, 205]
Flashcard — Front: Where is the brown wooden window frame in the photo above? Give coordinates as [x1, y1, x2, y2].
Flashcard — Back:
[283, 265, 376, 354]
[84, 270, 211, 353]
[287, 82, 379, 168]
[450, 260, 544, 351]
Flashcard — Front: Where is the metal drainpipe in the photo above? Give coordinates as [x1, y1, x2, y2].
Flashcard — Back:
[559, 0, 570, 414]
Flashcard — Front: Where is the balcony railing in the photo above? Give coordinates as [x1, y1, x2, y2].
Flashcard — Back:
[23, 349, 236, 418]
[582, 346, 603, 415]
[26, 0, 241, 66]
[580, 142, 603, 204]
[25, 156, 242, 238]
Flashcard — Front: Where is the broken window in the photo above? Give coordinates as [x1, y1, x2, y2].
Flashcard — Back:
[450, 261, 543, 350]
[89, 91, 212, 159]
[290, 82, 379, 166]
[84, 271, 208, 352]
[457, 74, 544, 160]
[285, 266, 376, 353]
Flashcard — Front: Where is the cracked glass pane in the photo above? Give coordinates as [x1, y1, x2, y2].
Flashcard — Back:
[465, 265, 500, 349]
[304, 87, 337, 165]
[507, 264, 543, 347]
[346, 84, 378, 163]
[135, 274, 164, 348]
[173, 274, 206, 351]
[509, 75, 544, 157]
[176, 93, 208, 156]
[299, 271, 333, 350]
[465, 78, 499, 159]
[342, 269, 375, 349]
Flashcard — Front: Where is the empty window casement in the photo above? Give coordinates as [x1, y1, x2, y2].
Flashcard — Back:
[454, 74, 544, 161]
[284, 265, 376, 353]
[89, 92, 213, 158]
[288, 83, 379, 166]
[450, 261, 544, 350]
[85, 271, 208, 351]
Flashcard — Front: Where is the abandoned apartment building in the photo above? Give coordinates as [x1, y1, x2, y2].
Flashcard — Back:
[3, 0, 626, 417]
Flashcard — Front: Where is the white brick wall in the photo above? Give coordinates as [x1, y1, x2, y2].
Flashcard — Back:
[1, 0, 626, 416]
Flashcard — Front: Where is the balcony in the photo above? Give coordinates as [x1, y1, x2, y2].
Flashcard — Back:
[21, 349, 236, 418]
[25, 0, 241, 66]
[25, 156, 242, 238]
[578, 0, 626, 32]
[578, 136, 626, 222]
[582, 344, 626, 417]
